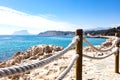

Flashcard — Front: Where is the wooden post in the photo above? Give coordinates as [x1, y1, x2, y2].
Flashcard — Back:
[115, 32, 120, 73]
[76, 29, 83, 80]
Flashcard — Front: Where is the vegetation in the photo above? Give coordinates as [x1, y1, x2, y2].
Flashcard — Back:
[38, 31, 75, 36]
[85, 26, 120, 36]
[38, 26, 120, 36]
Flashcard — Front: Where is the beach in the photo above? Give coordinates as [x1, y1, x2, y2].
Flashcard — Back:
[0, 36, 120, 80]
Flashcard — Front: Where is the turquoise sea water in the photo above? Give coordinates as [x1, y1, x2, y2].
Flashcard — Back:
[0, 35, 106, 61]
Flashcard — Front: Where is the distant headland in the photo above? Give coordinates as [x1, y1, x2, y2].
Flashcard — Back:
[38, 30, 75, 36]
[12, 26, 120, 36]
[12, 30, 31, 35]
[38, 26, 120, 36]
[85, 26, 120, 36]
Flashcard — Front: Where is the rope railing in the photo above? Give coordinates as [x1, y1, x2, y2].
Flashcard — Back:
[0, 36, 79, 78]
[0, 29, 120, 80]
[57, 54, 79, 80]
[83, 37, 120, 52]
[83, 47, 119, 60]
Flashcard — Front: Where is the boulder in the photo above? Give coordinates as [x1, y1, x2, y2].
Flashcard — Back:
[53, 46, 63, 51]
[34, 46, 43, 55]
[12, 52, 22, 58]
[6, 60, 15, 66]
[44, 45, 53, 53]
[27, 45, 43, 56]
[0, 62, 6, 68]
[102, 41, 112, 47]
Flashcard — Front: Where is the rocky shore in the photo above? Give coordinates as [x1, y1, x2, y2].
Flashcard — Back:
[1, 37, 120, 80]
[0, 45, 63, 68]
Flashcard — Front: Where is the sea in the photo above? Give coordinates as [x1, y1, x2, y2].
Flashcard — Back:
[0, 35, 106, 61]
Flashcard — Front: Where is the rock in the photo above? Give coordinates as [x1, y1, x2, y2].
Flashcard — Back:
[102, 41, 112, 47]
[12, 52, 22, 58]
[0, 62, 6, 68]
[5, 59, 16, 67]
[101, 38, 113, 47]
[0, 44, 65, 80]
[29, 56, 38, 60]
[34, 46, 43, 55]
[53, 46, 63, 51]
[8, 75, 20, 80]
[22, 53, 29, 59]
[84, 72, 87, 74]
[44, 53, 53, 58]
[27, 45, 43, 56]
[84, 47, 95, 52]
[14, 56, 22, 63]
[98, 53, 104, 56]
[44, 45, 53, 53]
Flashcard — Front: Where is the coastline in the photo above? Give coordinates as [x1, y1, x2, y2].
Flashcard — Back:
[0, 35, 106, 61]
[0, 36, 118, 80]
[86, 35, 115, 39]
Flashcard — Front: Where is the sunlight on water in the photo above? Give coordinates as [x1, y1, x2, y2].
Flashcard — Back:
[0, 35, 106, 61]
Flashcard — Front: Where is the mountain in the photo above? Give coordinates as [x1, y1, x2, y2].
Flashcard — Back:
[38, 26, 120, 36]
[12, 30, 31, 35]
[85, 26, 120, 36]
[38, 31, 75, 36]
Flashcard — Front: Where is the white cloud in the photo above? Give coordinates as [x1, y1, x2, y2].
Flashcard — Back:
[0, 6, 78, 34]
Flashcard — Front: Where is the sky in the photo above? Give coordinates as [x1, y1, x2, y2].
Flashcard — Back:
[0, 0, 120, 35]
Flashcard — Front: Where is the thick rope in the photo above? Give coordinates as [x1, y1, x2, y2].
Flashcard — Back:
[0, 36, 80, 78]
[83, 47, 119, 60]
[57, 54, 79, 80]
[83, 37, 120, 52]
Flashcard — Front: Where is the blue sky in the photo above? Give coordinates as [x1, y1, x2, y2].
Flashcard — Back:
[0, 0, 120, 34]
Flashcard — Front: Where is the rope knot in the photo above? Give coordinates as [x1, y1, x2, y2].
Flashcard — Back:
[114, 37, 120, 44]
[113, 47, 119, 55]
[72, 36, 80, 43]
